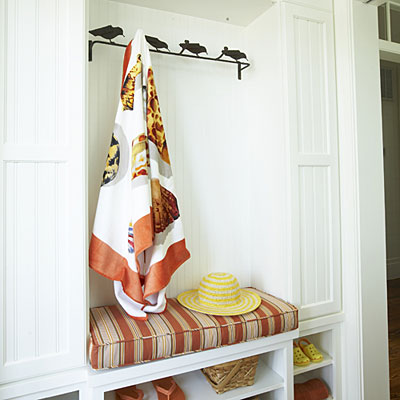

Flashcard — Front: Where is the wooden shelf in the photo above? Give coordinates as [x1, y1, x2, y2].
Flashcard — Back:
[106, 359, 283, 400]
[293, 350, 333, 376]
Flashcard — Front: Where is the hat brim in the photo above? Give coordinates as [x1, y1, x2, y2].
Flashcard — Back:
[177, 289, 261, 316]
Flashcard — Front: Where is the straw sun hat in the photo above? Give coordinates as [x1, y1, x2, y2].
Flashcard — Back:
[177, 272, 261, 316]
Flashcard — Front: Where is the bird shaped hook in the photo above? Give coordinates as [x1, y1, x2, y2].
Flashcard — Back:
[89, 25, 125, 43]
[179, 40, 208, 56]
[145, 35, 170, 52]
[217, 46, 248, 62]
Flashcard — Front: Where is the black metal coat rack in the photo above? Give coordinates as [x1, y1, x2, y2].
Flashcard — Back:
[88, 26, 251, 80]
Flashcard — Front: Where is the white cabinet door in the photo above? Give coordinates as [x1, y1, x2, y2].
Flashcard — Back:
[282, 3, 341, 320]
[0, 0, 86, 383]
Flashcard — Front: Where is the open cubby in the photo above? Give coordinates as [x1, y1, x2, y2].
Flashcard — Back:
[294, 365, 334, 399]
[294, 329, 334, 376]
[102, 346, 291, 400]
[292, 323, 340, 399]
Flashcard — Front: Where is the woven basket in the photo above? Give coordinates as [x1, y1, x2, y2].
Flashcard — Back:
[201, 355, 259, 394]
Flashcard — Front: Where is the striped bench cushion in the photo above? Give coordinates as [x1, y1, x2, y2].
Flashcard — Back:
[89, 288, 298, 369]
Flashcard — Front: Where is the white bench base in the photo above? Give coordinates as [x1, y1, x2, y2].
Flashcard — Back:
[0, 329, 299, 400]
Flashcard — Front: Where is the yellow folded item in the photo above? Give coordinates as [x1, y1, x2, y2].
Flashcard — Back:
[298, 338, 324, 363]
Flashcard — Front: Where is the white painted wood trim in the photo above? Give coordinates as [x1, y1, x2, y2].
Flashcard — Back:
[0, 0, 87, 384]
[0, 331, 298, 399]
[333, 0, 363, 399]
[299, 312, 344, 333]
[0, 368, 87, 399]
[380, 38, 400, 54]
[94, 340, 295, 399]
[276, 0, 333, 12]
[353, 1, 390, 398]
[281, 1, 342, 321]
[334, 1, 391, 399]
[365, 0, 390, 6]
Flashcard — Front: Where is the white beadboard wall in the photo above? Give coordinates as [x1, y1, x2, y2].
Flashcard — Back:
[0, 0, 86, 383]
[88, 0, 342, 318]
[283, 3, 341, 319]
[243, 6, 291, 301]
[88, 0, 251, 306]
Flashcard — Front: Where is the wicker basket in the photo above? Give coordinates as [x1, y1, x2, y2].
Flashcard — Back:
[201, 355, 259, 394]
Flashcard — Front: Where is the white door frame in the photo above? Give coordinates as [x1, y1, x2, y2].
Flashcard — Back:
[335, 1, 390, 399]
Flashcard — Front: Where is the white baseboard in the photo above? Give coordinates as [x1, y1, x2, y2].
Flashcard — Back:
[387, 257, 400, 280]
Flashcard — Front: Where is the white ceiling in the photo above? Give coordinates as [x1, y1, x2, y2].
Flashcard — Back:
[112, 0, 274, 26]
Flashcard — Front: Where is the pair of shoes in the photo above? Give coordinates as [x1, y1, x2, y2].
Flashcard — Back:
[293, 338, 324, 367]
[116, 377, 185, 400]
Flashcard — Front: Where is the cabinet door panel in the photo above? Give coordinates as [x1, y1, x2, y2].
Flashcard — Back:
[0, 0, 86, 383]
[283, 3, 341, 320]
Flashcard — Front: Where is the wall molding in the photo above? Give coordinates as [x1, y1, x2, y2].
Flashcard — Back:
[334, 0, 363, 398]
[350, 1, 390, 399]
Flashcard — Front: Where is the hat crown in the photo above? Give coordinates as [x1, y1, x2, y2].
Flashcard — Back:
[198, 273, 241, 308]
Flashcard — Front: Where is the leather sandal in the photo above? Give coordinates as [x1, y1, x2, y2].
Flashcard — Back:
[116, 385, 144, 400]
[152, 377, 185, 400]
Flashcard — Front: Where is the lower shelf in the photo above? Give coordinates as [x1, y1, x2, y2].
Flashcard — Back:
[106, 359, 283, 400]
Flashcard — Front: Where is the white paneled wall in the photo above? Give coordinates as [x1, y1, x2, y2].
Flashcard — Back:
[243, 6, 291, 301]
[0, 0, 86, 384]
[88, 0, 250, 305]
[4, 162, 67, 362]
[298, 166, 333, 306]
[283, 3, 341, 320]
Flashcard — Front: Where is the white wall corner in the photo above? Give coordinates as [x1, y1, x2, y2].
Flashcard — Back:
[353, 1, 390, 399]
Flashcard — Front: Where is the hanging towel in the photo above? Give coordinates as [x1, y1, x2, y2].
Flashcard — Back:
[89, 29, 190, 320]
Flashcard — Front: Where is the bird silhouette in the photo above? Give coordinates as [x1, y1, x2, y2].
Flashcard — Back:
[217, 46, 248, 61]
[145, 35, 170, 52]
[179, 40, 208, 56]
[89, 25, 125, 42]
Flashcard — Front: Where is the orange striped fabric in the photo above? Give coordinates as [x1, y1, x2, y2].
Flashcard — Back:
[89, 288, 298, 369]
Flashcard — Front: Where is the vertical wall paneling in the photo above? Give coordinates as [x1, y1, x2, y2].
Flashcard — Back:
[243, 5, 291, 300]
[0, 0, 86, 384]
[88, 0, 249, 305]
[283, 3, 341, 320]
